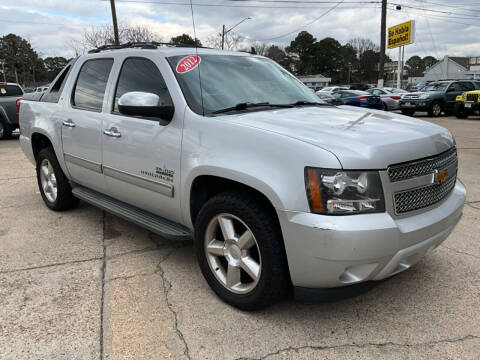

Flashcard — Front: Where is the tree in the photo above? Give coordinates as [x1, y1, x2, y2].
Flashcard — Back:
[72, 24, 163, 53]
[423, 56, 437, 70]
[405, 55, 424, 77]
[286, 31, 317, 75]
[264, 45, 294, 72]
[348, 37, 379, 59]
[206, 31, 242, 50]
[0, 34, 41, 85]
[359, 49, 380, 83]
[170, 34, 202, 46]
[43, 57, 68, 78]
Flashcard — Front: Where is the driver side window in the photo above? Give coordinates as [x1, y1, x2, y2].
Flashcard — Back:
[113, 57, 173, 114]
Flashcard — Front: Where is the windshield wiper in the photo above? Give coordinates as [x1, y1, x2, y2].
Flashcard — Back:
[211, 102, 293, 114]
[291, 100, 330, 106]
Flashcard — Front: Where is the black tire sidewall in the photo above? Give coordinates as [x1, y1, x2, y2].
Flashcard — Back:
[429, 101, 442, 117]
[36, 147, 78, 211]
[194, 192, 289, 310]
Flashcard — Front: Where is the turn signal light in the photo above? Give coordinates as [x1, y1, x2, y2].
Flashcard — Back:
[306, 168, 324, 213]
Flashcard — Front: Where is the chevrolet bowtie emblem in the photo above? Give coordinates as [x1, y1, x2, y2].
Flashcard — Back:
[434, 169, 449, 183]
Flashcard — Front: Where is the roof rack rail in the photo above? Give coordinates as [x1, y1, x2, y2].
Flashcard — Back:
[88, 42, 210, 54]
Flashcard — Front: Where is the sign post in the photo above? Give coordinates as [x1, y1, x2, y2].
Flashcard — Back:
[388, 20, 415, 89]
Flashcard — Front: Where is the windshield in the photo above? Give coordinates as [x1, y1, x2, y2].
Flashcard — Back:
[167, 54, 321, 115]
[422, 83, 449, 92]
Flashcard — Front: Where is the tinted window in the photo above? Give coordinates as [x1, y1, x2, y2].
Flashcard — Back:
[42, 60, 76, 103]
[113, 57, 172, 113]
[0, 85, 23, 97]
[459, 82, 475, 91]
[72, 59, 113, 111]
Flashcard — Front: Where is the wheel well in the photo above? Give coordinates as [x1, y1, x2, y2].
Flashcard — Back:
[31, 133, 53, 160]
[190, 175, 278, 226]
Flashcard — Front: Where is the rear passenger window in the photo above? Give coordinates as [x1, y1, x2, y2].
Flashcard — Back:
[42, 61, 76, 103]
[459, 82, 474, 91]
[113, 57, 172, 114]
[72, 59, 113, 111]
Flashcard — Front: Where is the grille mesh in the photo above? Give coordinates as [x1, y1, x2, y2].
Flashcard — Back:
[394, 175, 457, 214]
[388, 147, 457, 182]
[466, 94, 479, 102]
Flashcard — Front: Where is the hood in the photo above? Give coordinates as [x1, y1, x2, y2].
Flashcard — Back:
[406, 91, 442, 97]
[225, 105, 454, 169]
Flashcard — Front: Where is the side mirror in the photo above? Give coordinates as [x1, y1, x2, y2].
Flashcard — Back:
[118, 91, 174, 121]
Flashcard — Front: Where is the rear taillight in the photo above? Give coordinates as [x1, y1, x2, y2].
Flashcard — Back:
[357, 96, 367, 101]
[390, 96, 401, 100]
[16, 97, 22, 127]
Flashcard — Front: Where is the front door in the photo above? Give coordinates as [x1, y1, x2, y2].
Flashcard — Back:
[61, 58, 114, 192]
[101, 56, 183, 223]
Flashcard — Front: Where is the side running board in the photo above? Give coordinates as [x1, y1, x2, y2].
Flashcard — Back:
[72, 185, 192, 241]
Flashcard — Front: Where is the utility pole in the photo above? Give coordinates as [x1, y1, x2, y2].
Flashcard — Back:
[221, 25, 226, 50]
[109, 0, 120, 45]
[378, 0, 387, 87]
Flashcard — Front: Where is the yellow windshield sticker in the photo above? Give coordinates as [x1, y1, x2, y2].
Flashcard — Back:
[0, 88, 6, 94]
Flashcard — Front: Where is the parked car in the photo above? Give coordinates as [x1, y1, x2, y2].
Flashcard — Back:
[19, 45, 465, 310]
[332, 90, 383, 109]
[316, 91, 343, 105]
[454, 90, 480, 119]
[320, 86, 349, 93]
[399, 80, 480, 117]
[367, 87, 408, 111]
[0, 82, 23, 139]
[349, 83, 371, 91]
[23, 86, 49, 101]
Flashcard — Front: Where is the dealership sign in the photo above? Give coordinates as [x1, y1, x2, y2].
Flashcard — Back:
[388, 20, 415, 49]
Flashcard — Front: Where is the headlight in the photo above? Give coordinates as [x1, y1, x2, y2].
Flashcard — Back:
[305, 168, 385, 215]
[419, 94, 430, 99]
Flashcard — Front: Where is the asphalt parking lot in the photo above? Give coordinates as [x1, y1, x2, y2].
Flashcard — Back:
[1, 114, 479, 360]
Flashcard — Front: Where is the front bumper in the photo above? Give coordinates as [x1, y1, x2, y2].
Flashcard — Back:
[277, 179, 466, 288]
[399, 99, 432, 111]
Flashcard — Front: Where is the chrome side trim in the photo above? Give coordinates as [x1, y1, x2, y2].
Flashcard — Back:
[103, 165, 174, 197]
[64, 153, 102, 173]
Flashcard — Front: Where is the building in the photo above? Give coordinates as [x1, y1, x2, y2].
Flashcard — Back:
[423, 56, 480, 81]
[297, 74, 331, 90]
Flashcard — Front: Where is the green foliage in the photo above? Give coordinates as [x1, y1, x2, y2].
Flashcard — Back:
[170, 34, 202, 47]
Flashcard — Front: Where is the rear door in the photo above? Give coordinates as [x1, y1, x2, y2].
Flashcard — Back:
[61, 58, 114, 192]
[101, 55, 183, 223]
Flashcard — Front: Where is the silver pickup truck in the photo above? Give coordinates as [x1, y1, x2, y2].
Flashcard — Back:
[0, 82, 23, 139]
[19, 44, 466, 310]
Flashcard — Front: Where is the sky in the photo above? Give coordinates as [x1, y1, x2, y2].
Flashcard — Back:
[1, 0, 479, 63]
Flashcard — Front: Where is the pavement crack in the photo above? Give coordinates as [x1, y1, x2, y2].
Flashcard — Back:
[236, 335, 480, 360]
[106, 246, 160, 260]
[156, 250, 192, 360]
[442, 246, 480, 260]
[99, 211, 107, 360]
[0, 256, 103, 274]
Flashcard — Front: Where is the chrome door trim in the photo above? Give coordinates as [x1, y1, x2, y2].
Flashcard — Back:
[103, 165, 174, 197]
[64, 153, 102, 173]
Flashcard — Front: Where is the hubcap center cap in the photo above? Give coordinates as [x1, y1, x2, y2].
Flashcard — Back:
[224, 241, 242, 264]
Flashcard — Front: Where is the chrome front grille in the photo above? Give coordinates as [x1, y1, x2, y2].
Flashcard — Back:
[402, 94, 420, 100]
[388, 147, 458, 214]
[394, 175, 457, 214]
[466, 93, 479, 102]
[388, 147, 457, 182]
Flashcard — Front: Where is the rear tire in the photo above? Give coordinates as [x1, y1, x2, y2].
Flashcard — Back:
[0, 120, 12, 140]
[428, 101, 443, 117]
[401, 109, 415, 116]
[194, 191, 290, 311]
[36, 147, 79, 211]
[381, 102, 388, 111]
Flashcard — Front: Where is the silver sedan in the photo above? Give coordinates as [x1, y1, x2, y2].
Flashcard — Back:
[368, 87, 408, 111]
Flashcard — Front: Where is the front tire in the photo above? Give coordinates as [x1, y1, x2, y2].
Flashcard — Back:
[381, 102, 388, 111]
[454, 103, 469, 119]
[195, 191, 289, 310]
[36, 147, 79, 211]
[428, 101, 443, 117]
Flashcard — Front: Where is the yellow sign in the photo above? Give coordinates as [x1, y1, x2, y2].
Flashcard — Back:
[388, 20, 415, 49]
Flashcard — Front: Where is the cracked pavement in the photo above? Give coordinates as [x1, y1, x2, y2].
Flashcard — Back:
[0, 115, 479, 359]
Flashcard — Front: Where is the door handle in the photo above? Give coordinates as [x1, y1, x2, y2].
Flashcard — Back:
[62, 119, 76, 128]
[104, 127, 121, 138]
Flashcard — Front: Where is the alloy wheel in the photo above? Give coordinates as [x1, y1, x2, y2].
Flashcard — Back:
[39, 158, 57, 203]
[432, 103, 441, 116]
[204, 213, 262, 294]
